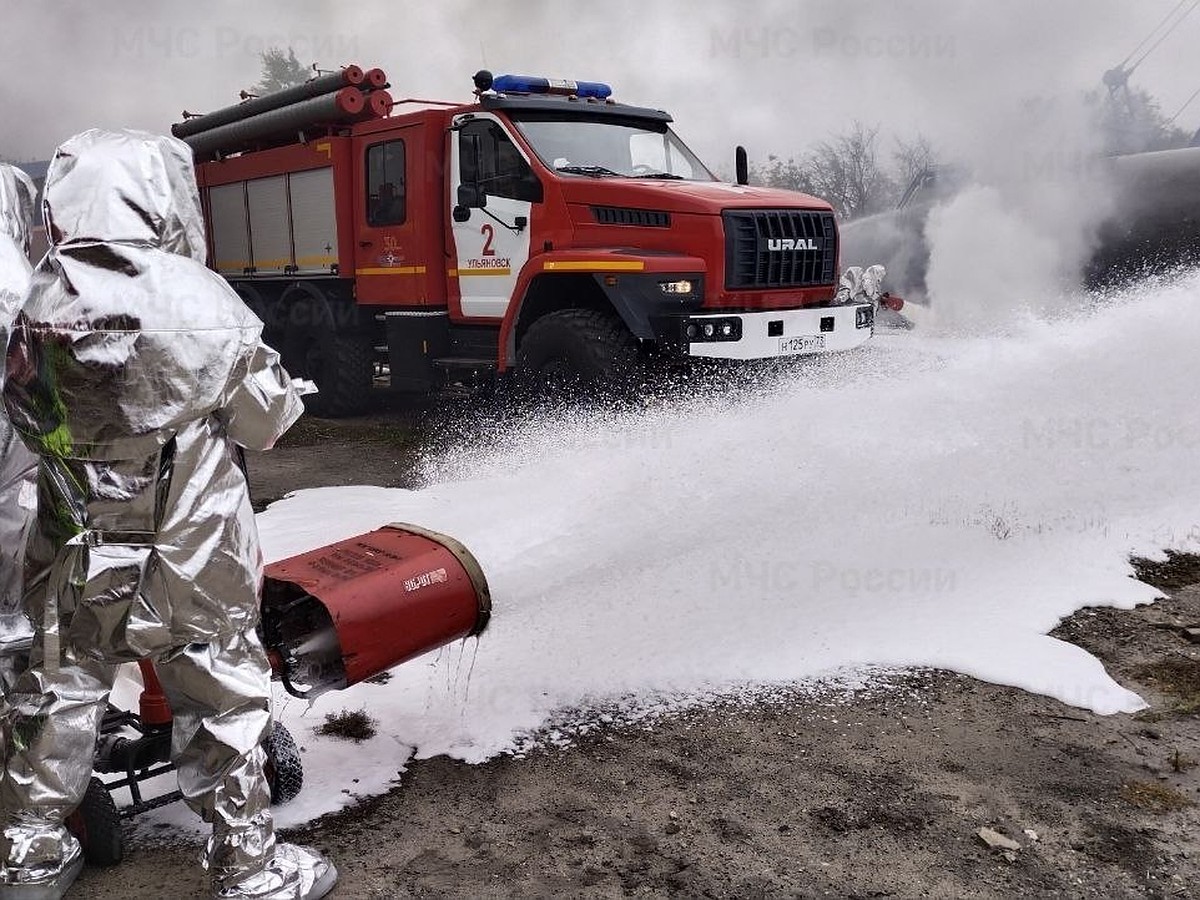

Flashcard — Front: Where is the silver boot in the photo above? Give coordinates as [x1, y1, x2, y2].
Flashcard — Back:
[215, 843, 337, 900]
[0, 827, 84, 900]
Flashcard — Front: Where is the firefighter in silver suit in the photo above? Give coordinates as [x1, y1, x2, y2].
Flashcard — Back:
[0, 163, 38, 695]
[0, 130, 336, 899]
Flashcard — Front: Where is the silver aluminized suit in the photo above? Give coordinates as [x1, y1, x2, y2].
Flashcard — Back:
[0, 163, 37, 683]
[0, 130, 311, 895]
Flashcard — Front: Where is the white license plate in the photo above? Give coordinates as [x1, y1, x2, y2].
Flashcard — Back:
[779, 334, 826, 354]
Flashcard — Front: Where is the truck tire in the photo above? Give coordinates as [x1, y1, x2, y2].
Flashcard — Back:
[301, 334, 376, 418]
[516, 309, 639, 394]
[278, 283, 374, 418]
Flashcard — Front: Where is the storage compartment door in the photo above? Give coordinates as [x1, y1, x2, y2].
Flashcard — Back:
[208, 183, 250, 276]
[246, 175, 291, 275]
[289, 168, 339, 275]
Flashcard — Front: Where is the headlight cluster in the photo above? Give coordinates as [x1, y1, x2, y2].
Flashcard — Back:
[855, 305, 874, 329]
[685, 317, 742, 342]
[659, 279, 695, 295]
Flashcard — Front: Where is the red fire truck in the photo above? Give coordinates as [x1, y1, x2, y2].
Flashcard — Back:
[178, 68, 874, 416]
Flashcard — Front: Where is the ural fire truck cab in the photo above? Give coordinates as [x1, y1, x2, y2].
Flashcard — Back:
[185, 69, 874, 415]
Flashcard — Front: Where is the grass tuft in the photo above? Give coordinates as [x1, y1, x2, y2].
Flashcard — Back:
[1119, 780, 1192, 813]
[316, 708, 379, 742]
[1135, 656, 1200, 716]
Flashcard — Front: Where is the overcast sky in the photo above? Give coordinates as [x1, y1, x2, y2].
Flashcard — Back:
[2, 0, 1197, 167]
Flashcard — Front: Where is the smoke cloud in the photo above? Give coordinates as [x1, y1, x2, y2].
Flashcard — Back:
[2, 1, 1192, 321]
[1, 1, 1195, 165]
[923, 90, 1120, 326]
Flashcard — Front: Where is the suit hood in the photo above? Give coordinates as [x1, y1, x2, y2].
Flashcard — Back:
[42, 129, 206, 261]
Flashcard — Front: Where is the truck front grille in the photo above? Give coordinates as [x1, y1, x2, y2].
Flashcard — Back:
[723, 209, 837, 290]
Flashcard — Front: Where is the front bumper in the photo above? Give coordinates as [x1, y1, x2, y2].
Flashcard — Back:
[674, 303, 873, 360]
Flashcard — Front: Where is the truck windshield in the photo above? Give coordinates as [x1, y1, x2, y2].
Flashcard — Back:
[512, 116, 716, 181]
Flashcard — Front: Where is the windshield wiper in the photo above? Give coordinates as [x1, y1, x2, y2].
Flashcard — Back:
[631, 171, 685, 180]
[556, 164, 622, 177]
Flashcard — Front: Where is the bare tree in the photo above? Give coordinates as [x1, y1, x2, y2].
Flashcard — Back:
[1089, 85, 1189, 155]
[750, 125, 937, 220]
[255, 47, 310, 94]
[892, 135, 937, 191]
[750, 154, 817, 194]
[804, 122, 894, 220]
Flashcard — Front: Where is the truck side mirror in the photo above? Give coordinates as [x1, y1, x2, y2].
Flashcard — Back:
[735, 146, 749, 186]
[457, 183, 487, 210]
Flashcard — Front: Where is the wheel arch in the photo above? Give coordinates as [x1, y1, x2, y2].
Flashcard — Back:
[497, 254, 707, 370]
[502, 271, 647, 370]
[515, 273, 613, 344]
[230, 280, 284, 344]
[275, 278, 368, 336]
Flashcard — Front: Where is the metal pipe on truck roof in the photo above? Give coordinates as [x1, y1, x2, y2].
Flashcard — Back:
[355, 90, 393, 120]
[183, 87, 367, 158]
[172, 65, 366, 139]
[362, 68, 388, 89]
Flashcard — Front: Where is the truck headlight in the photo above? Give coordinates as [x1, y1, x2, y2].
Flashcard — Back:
[659, 279, 695, 295]
[855, 306, 874, 329]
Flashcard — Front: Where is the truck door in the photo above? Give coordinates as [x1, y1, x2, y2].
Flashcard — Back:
[449, 113, 540, 319]
[355, 125, 428, 304]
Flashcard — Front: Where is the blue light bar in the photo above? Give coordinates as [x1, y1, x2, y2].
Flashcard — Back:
[491, 74, 612, 99]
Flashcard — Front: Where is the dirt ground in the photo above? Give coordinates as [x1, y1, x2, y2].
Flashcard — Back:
[70, 412, 1200, 899]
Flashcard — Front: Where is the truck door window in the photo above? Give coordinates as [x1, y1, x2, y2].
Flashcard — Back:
[459, 120, 542, 203]
[366, 140, 406, 226]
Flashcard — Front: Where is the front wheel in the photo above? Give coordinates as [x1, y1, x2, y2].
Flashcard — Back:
[515, 309, 639, 398]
